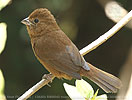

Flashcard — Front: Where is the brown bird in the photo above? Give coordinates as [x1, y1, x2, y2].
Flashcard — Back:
[21, 8, 122, 93]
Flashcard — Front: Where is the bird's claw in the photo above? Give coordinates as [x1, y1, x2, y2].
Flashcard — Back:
[42, 73, 53, 83]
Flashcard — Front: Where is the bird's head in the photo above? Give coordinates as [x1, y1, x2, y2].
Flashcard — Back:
[21, 8, 59, 38]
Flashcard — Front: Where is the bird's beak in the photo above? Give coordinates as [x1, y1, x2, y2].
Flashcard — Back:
[21, 17, 33, 25]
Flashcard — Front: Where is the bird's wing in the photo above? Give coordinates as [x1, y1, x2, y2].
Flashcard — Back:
[66, 44, 90, 71]
[65, 44, 84, 66]
[45, 44, 89, 79]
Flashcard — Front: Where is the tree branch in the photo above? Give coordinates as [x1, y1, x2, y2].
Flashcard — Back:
[17, 10, 132, 100]
[17, 74, 55, 100]
[80, 10, 132, 56]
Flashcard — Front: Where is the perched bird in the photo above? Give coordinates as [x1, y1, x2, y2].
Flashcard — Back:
[21, 8, 122, 93]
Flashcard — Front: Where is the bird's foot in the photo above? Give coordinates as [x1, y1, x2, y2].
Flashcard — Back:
[42, 73, 54, 86]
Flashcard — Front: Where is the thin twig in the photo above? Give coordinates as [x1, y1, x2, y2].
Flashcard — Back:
[17, 74, 55, 100]
[80, 10, 132, 56]
[17, 10, 132, 100]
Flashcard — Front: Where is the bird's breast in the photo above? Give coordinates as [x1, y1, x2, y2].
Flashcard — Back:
[31, 30, 72, 60]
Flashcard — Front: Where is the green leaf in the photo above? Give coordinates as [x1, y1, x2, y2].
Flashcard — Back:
[0, 0, 11, 11]
[63, 83, 85, 100]
[76, 79, 94, 99]
[95, 94, 107, 100]
[0, 94, 6, 100]
[0, 23, 7, 54]
[0, 69, 5, 95]
[91, 89, 99, 100]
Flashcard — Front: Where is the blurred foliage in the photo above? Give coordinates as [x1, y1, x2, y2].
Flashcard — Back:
[0, 70, 6, 100]
[0, 23, 7, 54]
[0, 0, 11, 11]
[0, 0, 132, 100]
[0, 0, 10, 100]
[59, 19, 78, 40]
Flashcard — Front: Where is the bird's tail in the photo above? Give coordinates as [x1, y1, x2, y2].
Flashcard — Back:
[80, 62, 122, 93]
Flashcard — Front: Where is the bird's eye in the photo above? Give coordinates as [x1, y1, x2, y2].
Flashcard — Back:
[34, 19, 39, 23]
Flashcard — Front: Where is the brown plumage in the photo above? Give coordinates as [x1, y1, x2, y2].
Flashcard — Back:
[21, 8, 122, 93]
